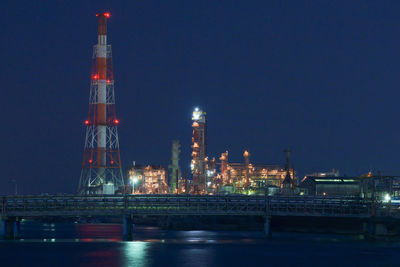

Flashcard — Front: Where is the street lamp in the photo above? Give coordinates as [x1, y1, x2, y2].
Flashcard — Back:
[132, 177, 138, 194]
[384, 193, 391, 202]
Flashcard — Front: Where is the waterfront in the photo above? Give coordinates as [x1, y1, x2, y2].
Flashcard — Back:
[0, 222, 399, 266]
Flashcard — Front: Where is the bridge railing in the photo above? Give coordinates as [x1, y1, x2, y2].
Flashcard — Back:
[0, 195, 384, 218]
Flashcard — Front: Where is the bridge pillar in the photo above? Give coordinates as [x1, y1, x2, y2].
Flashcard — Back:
[362, 222, 369, 234]
[368, 221, 376, 237]
[365, 220, 388, 238]
[362, 220, 376, 239]
[264, 216, 271, 239]
[0, 218, 19, 240]
[13, 220, 21, 239]
[0, 219, 6, 239]
[123, 215, 134, 241]
[375, 223, 388, 236]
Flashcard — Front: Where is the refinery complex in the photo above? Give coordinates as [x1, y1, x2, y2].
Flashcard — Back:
[77, 13, 400, 200]
[125, 107, 296, 196]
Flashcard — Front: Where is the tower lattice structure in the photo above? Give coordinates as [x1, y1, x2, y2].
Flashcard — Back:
[78, 13, 124, 194]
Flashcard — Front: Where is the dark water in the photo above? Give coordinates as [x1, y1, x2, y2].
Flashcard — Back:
[0, 221, 399, 267]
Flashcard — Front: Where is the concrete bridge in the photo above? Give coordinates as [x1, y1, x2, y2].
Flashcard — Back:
[1, 195, 397, 239]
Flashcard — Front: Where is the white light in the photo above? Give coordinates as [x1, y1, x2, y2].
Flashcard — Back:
[192, 107, 203, 121]
[131, 177, 138, 184]
[207, 182, 211, 186]
[192, 112, 200, 120]
[384, 193, 391, 202]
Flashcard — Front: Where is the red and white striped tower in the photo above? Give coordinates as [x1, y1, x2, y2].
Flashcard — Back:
[78, 12, 124, 194]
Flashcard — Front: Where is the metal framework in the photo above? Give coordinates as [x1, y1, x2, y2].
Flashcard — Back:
[78, 13, 124, 194]
[1, 195, 398, 219]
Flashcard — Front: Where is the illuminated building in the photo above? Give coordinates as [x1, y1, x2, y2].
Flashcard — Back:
[300, 176, 360, 196]
[191, 107, 207, 193]
[305, 169, 340, 178]
[127, 164, 168, 194]
[205, 157, 217, 193]
[216, 150, 296, 195]
[300, 169, 363, 196]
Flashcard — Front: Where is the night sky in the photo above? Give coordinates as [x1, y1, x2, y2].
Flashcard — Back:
[2, 1, 400, 194]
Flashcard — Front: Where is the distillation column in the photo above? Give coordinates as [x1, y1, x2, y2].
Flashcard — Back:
[169, 140, 181, 193]
[191, 108, 207, 194]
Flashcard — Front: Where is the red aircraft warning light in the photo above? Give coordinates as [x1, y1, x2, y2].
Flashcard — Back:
[84, 120, 89, 125]
[79, 12, 124, 195]
[96, 12, 110, 18]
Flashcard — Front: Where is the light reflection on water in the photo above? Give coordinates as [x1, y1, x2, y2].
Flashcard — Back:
[123, 242, 150, 267]
[180, 247, 215, 267]
[4, 221, 390, 245]
[10, 221, 375, 244]
[1, 222, 400, 266]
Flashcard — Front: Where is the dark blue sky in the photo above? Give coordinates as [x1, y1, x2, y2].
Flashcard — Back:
[2, 1, 400, 194]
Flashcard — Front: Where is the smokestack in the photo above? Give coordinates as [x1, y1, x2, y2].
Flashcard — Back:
[220, 151, 228, 184]
[96, 13, 109, 176]
[78, 12, 124, 194]
[243, 150, 250, 187]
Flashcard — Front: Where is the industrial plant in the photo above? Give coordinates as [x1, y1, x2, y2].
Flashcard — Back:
[119, 106, 298, 196]
[77, 13, 400, 202]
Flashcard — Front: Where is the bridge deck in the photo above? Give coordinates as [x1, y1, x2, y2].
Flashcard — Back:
[1, 195, 397, 219]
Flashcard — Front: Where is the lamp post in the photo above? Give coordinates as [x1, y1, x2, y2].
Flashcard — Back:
[132, 177, 138, 194]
